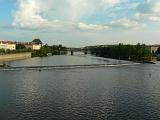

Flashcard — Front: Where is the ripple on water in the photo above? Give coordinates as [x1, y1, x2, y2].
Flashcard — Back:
[0, 57, 160, 120]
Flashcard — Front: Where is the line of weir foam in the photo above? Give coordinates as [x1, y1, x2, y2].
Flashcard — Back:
[0, 63, 141, 71]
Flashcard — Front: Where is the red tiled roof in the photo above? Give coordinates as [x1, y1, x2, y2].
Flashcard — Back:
[16, 42, 38, 45]
[0, 40, 16, 44]
[147, 45, 160, 47]
[0, 40, 40, 45]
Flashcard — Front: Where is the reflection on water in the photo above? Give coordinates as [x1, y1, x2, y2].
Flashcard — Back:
[0, 54, 160, 120]
[5, 54, 132, 67]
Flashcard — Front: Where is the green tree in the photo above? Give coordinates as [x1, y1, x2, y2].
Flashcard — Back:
[89, 43, 151, 61]
[16, 44, 26, 50]
[0, 49, 5, 54]
[6, 49, 11, 54]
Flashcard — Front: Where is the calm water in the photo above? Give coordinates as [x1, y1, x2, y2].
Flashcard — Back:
[0, 54, 160, 120]
[4, 53, 131, 67]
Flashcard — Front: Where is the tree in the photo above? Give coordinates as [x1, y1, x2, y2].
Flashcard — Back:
[0, 49, 5, 54]
[6, 49, 11, 54]
[89, 43, 151, 61]
[16, 44, 26, 50]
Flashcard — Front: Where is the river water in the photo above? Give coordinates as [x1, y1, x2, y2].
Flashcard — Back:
[0, 53, 160, 120]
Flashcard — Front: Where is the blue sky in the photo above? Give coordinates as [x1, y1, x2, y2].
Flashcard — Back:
[1, 0, 160, 47]
[0, 0, 14, 24]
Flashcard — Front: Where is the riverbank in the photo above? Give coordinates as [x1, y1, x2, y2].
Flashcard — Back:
[0, 52, 31, 62]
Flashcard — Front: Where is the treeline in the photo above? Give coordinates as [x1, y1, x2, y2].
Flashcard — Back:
[31, 44, 68, 57]
[89, 43, 151, 61]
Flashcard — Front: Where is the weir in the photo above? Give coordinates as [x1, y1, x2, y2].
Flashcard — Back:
[0, 63, 141, 71]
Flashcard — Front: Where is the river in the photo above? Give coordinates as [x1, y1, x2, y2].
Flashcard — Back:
[0, 53, 160, 120]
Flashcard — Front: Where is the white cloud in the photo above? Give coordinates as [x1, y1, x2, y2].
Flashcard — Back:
[110, 18, 143, 29]
[37, 0, 95, 22]
[38, 0, 120, 21]
[149, 16, 160, 22]
[13, 0, 144, 31]
[150, 0, 160, 13]
[136, 0, 160, 22]
[101, 0, 120, 6]
[12, 0, 48, 28]
[4, 0, 160, 46]
[78, 23, 109, 31]
[65, 0, 94, 21]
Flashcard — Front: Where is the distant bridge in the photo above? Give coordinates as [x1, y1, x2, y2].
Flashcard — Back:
[67, 47, 89, 55]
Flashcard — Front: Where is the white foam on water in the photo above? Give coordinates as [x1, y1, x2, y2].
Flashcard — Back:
[0, 63, 141, 71]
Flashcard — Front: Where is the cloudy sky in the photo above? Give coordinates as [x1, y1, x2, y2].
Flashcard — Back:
[0, 0, 160, 47]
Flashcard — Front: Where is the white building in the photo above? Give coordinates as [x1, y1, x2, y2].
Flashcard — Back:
[0, 41, 16, 50]
[32, 44, 41, 50]
[146, 45, 160, 53]
[16, 42, 42, 50]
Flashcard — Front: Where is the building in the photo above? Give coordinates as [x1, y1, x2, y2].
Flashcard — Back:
[0, 40, 16, 50]
[0, 39, 42, 51]
[32, 44, 41, 50]
[24, 42, 42, 50]
[16, 42, 42, 50]
[32, 39, 42, 50]
[146, 45, 160, 53]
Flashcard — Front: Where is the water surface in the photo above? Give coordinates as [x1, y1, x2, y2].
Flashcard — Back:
[0, 54, 160, 120]
[4, 53, 131, 67]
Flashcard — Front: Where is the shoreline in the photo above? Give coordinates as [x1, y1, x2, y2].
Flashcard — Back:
[92, 54, 156, 64]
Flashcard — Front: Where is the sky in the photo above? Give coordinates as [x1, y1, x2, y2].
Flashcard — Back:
[1, 0, 160, 47]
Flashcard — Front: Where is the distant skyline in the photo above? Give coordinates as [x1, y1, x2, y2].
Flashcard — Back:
[1, 0, 160, 47]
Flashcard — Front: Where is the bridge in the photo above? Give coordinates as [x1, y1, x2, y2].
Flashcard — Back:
[67, 47, 89, 55]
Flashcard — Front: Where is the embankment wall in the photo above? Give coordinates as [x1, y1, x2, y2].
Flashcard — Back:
[0, 53, 31, 62]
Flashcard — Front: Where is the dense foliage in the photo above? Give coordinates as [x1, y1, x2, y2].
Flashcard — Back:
[89, 43, 151, 61]
[31, 44, 68, 57]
